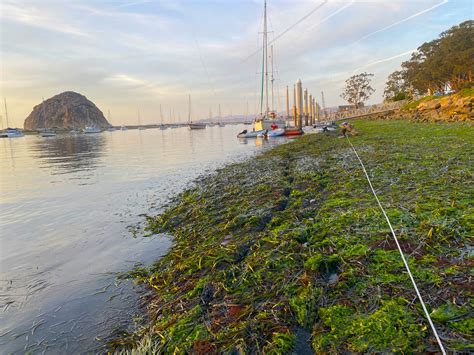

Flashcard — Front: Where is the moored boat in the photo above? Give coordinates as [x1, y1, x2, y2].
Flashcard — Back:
[284, 127, 304, 136]
[83, 126, 101, 134]
[0, 128, 24, 138]
[187, 95, 206, 130]
[237, 129, 267, 138]
[40, 128, 57, 137]
[188, 122, 206, 130]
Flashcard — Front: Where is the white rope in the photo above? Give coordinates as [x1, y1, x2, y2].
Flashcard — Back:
[345, 136, 446, 355]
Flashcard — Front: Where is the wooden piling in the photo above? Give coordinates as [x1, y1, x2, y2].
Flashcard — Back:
[296, 80, 303, 129]
[293, 84, 297, 127]
[304, 89, 309, 126]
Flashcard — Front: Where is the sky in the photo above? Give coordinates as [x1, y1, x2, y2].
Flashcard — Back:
[1, 0, 472, 126]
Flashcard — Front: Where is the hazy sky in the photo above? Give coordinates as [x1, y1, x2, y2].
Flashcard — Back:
[1, 0, 472, 126]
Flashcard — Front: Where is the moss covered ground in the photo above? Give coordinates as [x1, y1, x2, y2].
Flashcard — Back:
[112, 119, 473, 353]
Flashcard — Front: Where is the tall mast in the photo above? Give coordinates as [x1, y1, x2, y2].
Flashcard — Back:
[4, 98, 10, 127]
[188, 94, 191, 123]
[218, 104, 221, 122]
[42, 97, 47, 128]
[209, 107, 212, 120]
[160, 104, 163, 125]
[264, 0, 269, 116]
[270, 44, 274, 112]
[137, 109, 140, 125]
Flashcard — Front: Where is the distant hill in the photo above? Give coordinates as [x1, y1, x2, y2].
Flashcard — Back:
[24, 91, 110, 130]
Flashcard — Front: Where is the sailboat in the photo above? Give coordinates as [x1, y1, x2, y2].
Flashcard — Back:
[237, 1, 283, 138]
[187, 95, 206, 129]
[38, 98, 57, 137]
[159, 104, 167, 129]
[0, 98, 24, 138]
[137, 109, 145, 130]
[82, 107, 101, 133]
[106, 110, 116, 131]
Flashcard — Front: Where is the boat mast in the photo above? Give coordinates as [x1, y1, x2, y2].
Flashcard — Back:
[42, 97, 47, 128]
[263, 0, 269, 116]
[271, 44, 274, 112]
[160, 104, 163, 125]
[4, 98, 10, 127]
[218, 104, 221, 123]
[188, 94, 191, 123]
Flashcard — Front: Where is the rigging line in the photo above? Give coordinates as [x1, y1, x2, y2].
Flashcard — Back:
[241, 0, 328, 64]
[269, 0, 327, 46]
[191, 32, 218, 98]
[345, 136, 446, 355]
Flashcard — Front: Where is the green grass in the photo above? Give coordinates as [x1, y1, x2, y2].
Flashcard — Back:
[111, 119, 473, 353]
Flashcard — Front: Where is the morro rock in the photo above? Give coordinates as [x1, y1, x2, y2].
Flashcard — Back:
[24, 91, 110, 130]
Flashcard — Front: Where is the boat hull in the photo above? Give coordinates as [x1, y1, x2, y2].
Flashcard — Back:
[188, 123, 206, 130]
[237, 129, 267, 138]
[0, 129, 24, 138]
[284, 128, 304, 136]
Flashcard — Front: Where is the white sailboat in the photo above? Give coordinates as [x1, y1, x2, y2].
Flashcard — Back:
[137, 109, 145, 130]
[39, 98, 57, 137]
[83, 109, 101, 133]
[159, 104, 167, 129]
[187, 95, 206, 130]
[0, 98, 24, 138]
[238, 1, 284, 138]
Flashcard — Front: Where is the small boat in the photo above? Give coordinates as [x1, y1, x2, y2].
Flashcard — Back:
[266, 128, 285, 137]
[218, 122, 225, 127]
[237, 129, 267, 138]
[83, 126, 101, 134]
[284, 127, 304, 136]
[0, 128, 24, 138]
[188, 122, 206, 130]
[107, 126, 116, 132]
[120, 125, 128, 131]
[40, 128, 57, 137]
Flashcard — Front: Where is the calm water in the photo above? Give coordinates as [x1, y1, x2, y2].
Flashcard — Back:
[0, 125, 287, 353]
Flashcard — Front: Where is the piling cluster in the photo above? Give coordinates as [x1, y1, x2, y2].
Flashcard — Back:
[285, 79, 322, 129]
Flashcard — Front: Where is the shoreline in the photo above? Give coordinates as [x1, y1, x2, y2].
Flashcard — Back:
[113, 119, 472, 353]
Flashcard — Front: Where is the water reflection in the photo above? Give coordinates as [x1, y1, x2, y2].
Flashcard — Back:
[0, 125, 289, 353]
[30, 135, 106, 175]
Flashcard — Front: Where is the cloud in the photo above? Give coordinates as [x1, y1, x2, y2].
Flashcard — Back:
[0, 1, 90, 37]
[351, 49, 415, 74]
[352, 0, 449, 44]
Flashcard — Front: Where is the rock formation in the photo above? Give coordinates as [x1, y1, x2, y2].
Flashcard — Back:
[24, 91, 110, 130]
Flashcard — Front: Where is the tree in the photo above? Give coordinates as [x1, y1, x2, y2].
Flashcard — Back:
[341, 72, 375, 108]
[396, 20, 473, 95]
[384, 70, 409, 101]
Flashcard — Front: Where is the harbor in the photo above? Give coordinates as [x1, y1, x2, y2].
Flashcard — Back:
[1, 0, 472, 353]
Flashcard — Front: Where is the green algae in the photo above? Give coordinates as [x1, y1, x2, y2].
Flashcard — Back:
[112, 119, 473, 353]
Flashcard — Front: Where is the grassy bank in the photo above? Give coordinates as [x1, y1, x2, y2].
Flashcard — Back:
[112, 120, 473, 353]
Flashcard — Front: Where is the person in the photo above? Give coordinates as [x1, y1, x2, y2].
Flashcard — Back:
[339, 121, 357, 137]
